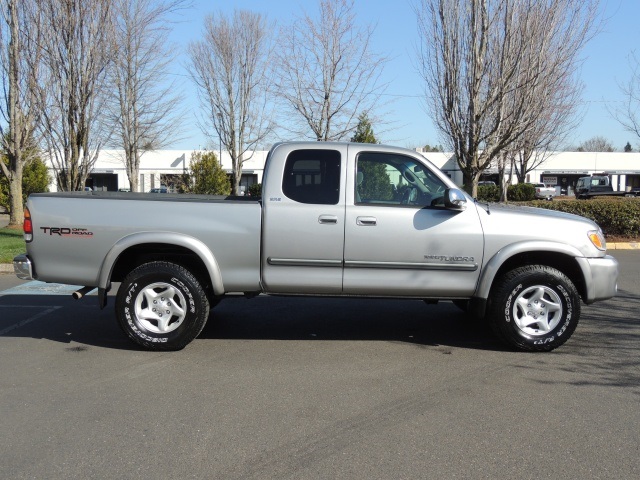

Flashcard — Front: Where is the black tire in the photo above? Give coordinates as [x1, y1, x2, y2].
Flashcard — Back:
[115, 261, 210, 351]
[487, 265, 581, 352]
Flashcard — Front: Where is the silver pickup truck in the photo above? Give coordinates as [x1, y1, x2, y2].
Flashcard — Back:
[14, 142, 618, 352]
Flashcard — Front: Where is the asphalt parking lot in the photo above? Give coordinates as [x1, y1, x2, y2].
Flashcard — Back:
[0, 251, 639, 479]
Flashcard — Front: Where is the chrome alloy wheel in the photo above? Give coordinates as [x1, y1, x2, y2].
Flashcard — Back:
[134, 282, 187, 334]
[512, 285, 563, 336]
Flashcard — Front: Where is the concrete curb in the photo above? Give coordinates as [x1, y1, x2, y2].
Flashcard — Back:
[2, 242, 639, 275]
[0, 263, 14, 273]
[607, 242, 640, 250]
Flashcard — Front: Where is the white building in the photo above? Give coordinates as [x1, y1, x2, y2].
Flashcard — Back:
[49, 149, 269, 194]
[418, 150, 640, 194]
[49, 147, 640, 195]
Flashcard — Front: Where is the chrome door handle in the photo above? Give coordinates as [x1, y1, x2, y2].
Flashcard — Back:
[356, 216, 377, 226]
[318, 215, 338, 224]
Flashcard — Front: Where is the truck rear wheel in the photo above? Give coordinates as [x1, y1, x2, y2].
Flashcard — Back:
[487, 265, 581, 352]
[115, 261, 210, 351]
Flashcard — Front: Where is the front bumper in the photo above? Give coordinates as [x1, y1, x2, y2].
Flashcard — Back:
[581, 255, 619, 303]
[13, 254, 34, 281]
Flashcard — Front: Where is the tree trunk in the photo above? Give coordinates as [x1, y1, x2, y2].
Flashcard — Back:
[8, 173, 24, 227]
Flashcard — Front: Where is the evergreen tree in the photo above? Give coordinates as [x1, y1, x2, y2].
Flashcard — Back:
[188, 151, 231, 195]
[422, 144, 443, 152]
[625, 142, 633, 152]
[351, 113, 392, 201]
[1, 144, 50, 214]
[350, 113, 378, 144]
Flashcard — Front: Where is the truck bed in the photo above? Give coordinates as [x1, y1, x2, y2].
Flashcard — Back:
[26, 192, 263, 290]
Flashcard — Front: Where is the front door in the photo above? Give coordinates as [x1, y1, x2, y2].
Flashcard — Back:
[343, 150, 484, 297]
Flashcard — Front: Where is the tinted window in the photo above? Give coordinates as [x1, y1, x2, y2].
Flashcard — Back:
[355, 152, 447, 207]
[282, 150, 341, 204]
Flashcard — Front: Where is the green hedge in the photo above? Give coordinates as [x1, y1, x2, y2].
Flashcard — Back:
[476, 183, 536, 202]
[477, 185, 499, 202]
[247, 183, 262, 198]
[519, 197, 640, 238]
[508, 183, 536, 201]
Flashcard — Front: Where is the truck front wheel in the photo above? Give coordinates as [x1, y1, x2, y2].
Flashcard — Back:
[487, 265, 581, 352]
[115, 261, 210, 351]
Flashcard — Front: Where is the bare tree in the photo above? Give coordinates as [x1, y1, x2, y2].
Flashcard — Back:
[107, 0, 189, 192]
[188, 10, 273, 196]
[612, 53, 640, 144]
[416, 0, 599, 197]
[577, 135, 615, 152]
[274, 0, 387, 141]
[37, 0, 114, 192]
[510, 78, 583, 185]
[0, 0, 43, 225]
[499, 62, 584, 197]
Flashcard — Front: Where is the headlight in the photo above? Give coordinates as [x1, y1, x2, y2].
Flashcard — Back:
[588, 229, 606, 251]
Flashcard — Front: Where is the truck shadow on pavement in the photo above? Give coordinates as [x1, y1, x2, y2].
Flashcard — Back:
[0, 296, 137, 351]
[4, 293, 637, 364]
[201, 296, 507, 352]
[0, 294, 506, 352]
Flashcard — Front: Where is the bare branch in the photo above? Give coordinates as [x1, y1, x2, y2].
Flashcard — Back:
[416, 0, 599, 197]
[188, 9, 274, 195]
[274, 0, 388, 141]
[0, 0, 45, 224]
[610, 52, 640, 143]
[106, 0, 190, 192]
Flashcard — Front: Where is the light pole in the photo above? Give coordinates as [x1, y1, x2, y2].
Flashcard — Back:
[218, 113, 223, 166]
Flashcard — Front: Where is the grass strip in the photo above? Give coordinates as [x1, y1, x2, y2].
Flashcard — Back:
[0, 228, 26, 263]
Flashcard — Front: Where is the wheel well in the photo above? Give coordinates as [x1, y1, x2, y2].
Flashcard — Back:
[110, 243, 212, 296]
[491, 251, 587, 300]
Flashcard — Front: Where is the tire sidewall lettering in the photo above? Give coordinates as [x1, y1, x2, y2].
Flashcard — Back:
[555, 284, 572, 338]
[171, 277, 196, 314]
[504, 283, 523, 323]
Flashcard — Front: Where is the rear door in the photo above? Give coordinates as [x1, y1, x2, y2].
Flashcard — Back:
[261, 145, 347, 294]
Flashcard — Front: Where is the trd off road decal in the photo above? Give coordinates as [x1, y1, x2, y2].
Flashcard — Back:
[40, 227, 94, 238]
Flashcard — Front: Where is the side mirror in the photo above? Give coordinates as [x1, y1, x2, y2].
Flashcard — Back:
[444, 188, 467, 210]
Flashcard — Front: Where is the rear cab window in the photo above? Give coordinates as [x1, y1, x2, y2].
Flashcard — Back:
[282, 149, 341, 205]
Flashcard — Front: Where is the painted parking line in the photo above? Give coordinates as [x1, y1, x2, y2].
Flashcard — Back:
[0, 306, 62, 335]
[0, 281, 96, 296]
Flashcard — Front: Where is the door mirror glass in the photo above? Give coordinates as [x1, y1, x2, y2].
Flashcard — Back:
[444, 188, 467, 210]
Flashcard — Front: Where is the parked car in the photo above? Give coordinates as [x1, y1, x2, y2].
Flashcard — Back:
[574, 176, 628, 199]
[148, 187, 168, 193]
[14, 141, 618, 352]
[530, 183, 556, 200]
[478, 181, 496, 186]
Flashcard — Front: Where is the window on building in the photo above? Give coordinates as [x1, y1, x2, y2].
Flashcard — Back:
[239, 174, 258, 194]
